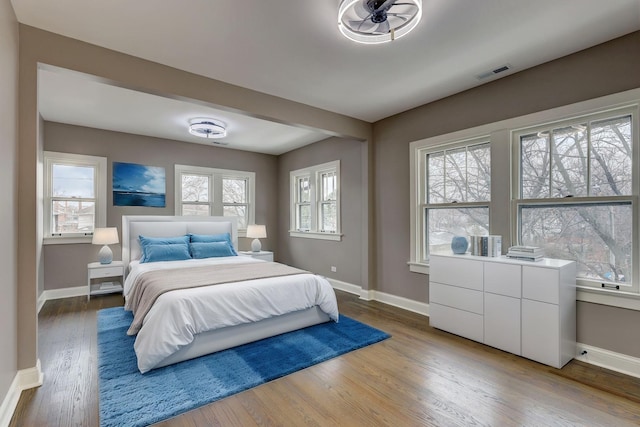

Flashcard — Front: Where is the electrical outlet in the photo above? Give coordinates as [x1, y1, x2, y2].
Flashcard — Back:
[330, 266, 337, 272]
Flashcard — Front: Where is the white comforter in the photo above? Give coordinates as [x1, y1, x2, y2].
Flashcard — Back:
[123, 256, 339, 373]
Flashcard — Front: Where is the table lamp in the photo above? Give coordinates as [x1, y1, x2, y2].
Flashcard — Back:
[92, 227, 119, 264]
[246, 224, 267, 252]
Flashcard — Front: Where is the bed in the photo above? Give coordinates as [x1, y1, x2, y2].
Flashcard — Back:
[121, 215, 339, 373]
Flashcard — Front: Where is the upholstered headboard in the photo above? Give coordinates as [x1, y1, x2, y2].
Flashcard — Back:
[122, 215, 238, 275]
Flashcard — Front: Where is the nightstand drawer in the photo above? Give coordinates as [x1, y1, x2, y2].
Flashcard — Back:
[90, 266, 123, 278]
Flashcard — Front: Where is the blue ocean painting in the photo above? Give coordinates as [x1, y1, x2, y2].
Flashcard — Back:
[113, 162, 166, 207]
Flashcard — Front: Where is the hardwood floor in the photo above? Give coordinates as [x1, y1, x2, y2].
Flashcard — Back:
[11, 290, 640, 426]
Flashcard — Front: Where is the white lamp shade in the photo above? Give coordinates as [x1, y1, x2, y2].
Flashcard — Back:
[92, 227, 119, 245]
[92, 228, 118, 264]
[246, 225, 267, 239]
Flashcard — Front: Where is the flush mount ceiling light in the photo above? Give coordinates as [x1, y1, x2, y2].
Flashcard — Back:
[338, 0, 422, 44]
[188, 118, 227, 139]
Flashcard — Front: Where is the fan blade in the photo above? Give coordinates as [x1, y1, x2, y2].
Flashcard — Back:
[387, 12, 409, 22]
[353, 1, 371, 19]
[349, 18, 376, 32]
[376, 20, 391, 34]
[389, 2, 417, 7]
[377, 0, 397, 12]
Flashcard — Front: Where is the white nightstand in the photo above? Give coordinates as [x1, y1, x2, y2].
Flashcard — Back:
[88, 261, 124, 300]
[239, 251, 274, 262]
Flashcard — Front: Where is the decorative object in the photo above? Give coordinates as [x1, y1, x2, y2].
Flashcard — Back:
[92, 227, 119, 264]
[98, 307, 390, 427]
[338, 0, 422, 44]
[246, 224, 267, 252]
[450, 235, 468, 254]
[113, 162, 166, 207]
[470, 235, 502, 257]
[188, 117, 227, 139]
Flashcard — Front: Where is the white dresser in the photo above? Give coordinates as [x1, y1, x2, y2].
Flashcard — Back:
[429, 254, 576, 368]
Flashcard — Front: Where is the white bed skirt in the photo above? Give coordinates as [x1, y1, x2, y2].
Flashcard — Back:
[154, 306, 331, 370]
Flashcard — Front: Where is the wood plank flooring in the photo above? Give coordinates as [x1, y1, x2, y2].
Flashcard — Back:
[11, 290, 640, 426]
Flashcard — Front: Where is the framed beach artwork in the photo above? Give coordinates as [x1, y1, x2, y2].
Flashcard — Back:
[113, 162, 166, 207]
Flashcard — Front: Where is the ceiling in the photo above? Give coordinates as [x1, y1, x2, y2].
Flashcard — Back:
[13, 0, 640, 154]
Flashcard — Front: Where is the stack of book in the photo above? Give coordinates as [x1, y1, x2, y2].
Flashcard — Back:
[506, 246, 545, 261]
[470, 235, 502, 257]
[99, 281, 121, 290]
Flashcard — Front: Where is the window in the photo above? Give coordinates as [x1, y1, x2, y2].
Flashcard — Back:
[290, 161, 341, 240]
[413, 139, 491, 267]
[514, 110, 638, 292]
[44, 152, 107, 243]
[175, 165, 255, 234]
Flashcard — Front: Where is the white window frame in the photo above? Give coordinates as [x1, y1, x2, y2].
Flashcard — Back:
[43, 151, 107, 244]
[409, 137, 491, 273]
[289, 160, 342, 241]
[512, 107, 639, 293]
[409, 88, 640, 310]
[175, 164, 255, 237]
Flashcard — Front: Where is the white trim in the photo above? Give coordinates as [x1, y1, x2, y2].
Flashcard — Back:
[42, 236, 92, 245]
[38, 286, 87, 313]
[175, 164, 255, 236]
[289, 231, 342, 241]
[43, 151, 107, 241]
[370, 290, 429, 316]
[575, 343, 640, 379]
[289, 160, 341, 240]
[577, 286, 640, 311]
[409, 136, 491, 268]
[326, 277, 362, 296]
[0, 360, 43, 427]
[326, 278, 429, 316]
[408, 261, 429, 275]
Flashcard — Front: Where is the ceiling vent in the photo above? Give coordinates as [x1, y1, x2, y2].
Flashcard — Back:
[475, 64, 512, 81]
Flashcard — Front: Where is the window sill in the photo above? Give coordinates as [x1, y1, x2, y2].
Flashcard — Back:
[43, 236, 92, 245]
[289, 231, 342, 241]
[576, 286, 640, 311]
[408, 261, 429, 275]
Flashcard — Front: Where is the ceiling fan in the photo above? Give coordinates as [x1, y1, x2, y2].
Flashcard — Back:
[338, 0, 422, 44]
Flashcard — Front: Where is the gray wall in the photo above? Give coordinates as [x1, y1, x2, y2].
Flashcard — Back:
[277, 137, 363, 285]
[0, 0, 19, 403]
[373, 31, 640, 357]
[43, 122, 279, 290]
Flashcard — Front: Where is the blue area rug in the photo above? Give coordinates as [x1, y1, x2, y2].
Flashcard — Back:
[97, 307, 390, 427]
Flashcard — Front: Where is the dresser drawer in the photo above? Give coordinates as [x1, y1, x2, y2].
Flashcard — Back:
[430, 282, 483, 315]
[90, 266, 123, 279]
[430, 255, 483, 290]
[522, 266, 559, 304]
[484, 262, 521, 298]
[430, 303, 484, 342]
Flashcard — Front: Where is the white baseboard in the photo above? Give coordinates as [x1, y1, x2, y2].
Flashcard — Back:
[38, 286, 86, 313]
[0, 360, 43, 427]
[327, 278, 429, 316]
[575, 343, 640, 378]
[370, 290, 429, 316]
[326, 278, 362, 297]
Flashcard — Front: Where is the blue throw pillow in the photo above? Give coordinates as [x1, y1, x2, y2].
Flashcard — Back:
[189, 233, 237, 255]
[141, 243, 192, 263]
[190, 241, 237, 259]
[139, 235, 190, 262]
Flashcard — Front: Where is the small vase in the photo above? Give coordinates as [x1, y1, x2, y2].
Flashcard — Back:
[451, 236, 468, 254]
